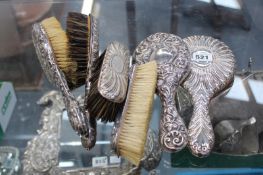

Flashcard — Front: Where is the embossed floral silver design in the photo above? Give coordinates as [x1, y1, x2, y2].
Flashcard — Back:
[134, 33, 190, 152]
[98, 41, 130, 103]
[23, 91, 64, 175]
[140, 129, 163, 171]
[183, 35, 235, 157]
[32, 23, 96, 150]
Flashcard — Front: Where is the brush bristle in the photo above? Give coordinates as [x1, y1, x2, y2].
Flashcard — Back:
[41, 17, 77, 86]
[86, 51, 121, 122]
[117, 61, 157, 166]
[67, 12, 90, 88]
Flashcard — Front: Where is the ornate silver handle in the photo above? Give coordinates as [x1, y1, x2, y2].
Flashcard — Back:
[64, 94, 96, 149]
[159, 94, 188, 152]
[188, 95, 214, 157]
[158, 64, 188, 152]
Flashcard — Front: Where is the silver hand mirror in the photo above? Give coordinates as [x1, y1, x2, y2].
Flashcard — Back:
[134, 33, 190, 152]
[183, 35, 235, 157]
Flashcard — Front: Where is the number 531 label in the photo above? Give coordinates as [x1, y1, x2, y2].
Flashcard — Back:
[192, 50, 213, 66]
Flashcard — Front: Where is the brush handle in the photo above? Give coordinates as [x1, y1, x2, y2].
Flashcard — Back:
[60, 83, 97, 150]
[49, 51, 96, 150]
[50, 66, 97, 150]
[188, 96, 214, 157]
[158, 73, 188, 152]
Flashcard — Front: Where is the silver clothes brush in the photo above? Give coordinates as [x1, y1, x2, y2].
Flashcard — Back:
[86, 41, 130, 122]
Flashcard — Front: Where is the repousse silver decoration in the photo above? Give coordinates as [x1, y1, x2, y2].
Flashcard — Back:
[23, 91, 63, 175]
[134, 33, 190, 152]
[98, 41, 130, 103]
[32, 24, 96, 150]
[183, 35, 235, 157]
[140, 129, 163, 171]
[111, 116, 162, 171]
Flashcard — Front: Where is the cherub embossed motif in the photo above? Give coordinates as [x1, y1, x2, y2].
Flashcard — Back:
[183, 35, 235, 157]
[134, 33, 190, 152]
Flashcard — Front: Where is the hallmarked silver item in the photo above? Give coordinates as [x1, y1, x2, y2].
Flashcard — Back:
[98, 41, 130, 103]
[183, 35, 235, 157]
[32, 24, 96, 150]
[134, 33, 190, 152]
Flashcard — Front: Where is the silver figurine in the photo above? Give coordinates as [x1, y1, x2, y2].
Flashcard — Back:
[23, 91, 63, 175]
[98, 41, 130, 103]
[134, 33, 190, 152]
[32, 23, 96, 150]
[183, 35, 235, 157]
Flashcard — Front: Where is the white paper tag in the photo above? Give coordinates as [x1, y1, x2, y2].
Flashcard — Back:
[92, 156, 108, 167]
[192, 50, 213, 66]
[109, 156, 121, 164]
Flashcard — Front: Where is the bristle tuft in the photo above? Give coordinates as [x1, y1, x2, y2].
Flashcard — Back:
[41, 17, 77, 85]
[117, 61, 157, 166]
[86, 53, 122, 123]
[67, 12, 90, 87]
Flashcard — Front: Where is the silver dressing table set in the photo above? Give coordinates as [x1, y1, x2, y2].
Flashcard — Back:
[23, 13, 236, 174]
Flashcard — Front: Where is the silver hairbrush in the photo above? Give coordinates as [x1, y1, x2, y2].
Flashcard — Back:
[32, 23, 96, 150]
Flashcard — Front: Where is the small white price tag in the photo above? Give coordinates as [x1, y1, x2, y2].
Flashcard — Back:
[192, 50, 213, 66]
[92, 156, 108, 167]
[109, 156, 121, 164]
